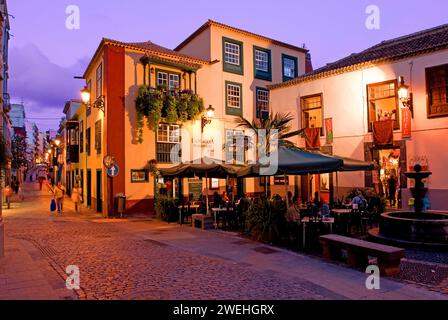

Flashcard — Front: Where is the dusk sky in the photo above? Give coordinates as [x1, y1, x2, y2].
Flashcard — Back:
[8, 0, 448, 130]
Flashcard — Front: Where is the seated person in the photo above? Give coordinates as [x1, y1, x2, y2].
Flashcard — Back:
[286, 195, 301, 222]
[351, 190, 366, 208]
[321, 201, 331, 218]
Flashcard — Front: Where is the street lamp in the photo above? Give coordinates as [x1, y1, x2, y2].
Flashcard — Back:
[81, 86, 91, 105]
[398, 76, 413, 118]
[201, 105, 215, 132]
[54, 139, 61, 147]
[81, 86, 105, 113]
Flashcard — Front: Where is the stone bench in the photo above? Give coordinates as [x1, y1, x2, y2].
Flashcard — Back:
[319, 234, 405, 276]
[192, 214, 214, 230]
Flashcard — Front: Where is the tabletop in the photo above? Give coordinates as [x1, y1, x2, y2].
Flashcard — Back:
[301, 217, 335, 224]
[332, 209, 352, 214]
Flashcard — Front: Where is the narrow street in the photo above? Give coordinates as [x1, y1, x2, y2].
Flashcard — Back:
[0, 182, 445, 300]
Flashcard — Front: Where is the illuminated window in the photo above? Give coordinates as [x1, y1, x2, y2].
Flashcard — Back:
[367, 80, 399, 130]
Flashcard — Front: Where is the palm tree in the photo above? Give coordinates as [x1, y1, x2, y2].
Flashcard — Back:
[234, 112, 305, 194]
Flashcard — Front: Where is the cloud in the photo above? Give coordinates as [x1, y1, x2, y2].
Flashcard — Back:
[8, 43, 89, 130]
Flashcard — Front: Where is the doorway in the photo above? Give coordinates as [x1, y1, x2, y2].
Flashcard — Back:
[379, 148, 400, 208]
[96, 170, 102, 213]
[87, 170, 92, 207]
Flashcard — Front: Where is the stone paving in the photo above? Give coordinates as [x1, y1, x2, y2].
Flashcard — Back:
[0, 182, 447, 300]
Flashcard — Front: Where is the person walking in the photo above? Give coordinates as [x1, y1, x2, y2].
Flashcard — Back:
[2, 184, 13, 209]
[49, 181, 66, 214]
[71, 183, 82, 213]
[38, 176, 45, 191]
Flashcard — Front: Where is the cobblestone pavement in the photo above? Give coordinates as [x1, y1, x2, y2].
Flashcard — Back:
[1, 183, 447, 300]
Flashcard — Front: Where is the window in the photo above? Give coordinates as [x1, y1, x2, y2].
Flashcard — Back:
[225, 81, 242, 116]
[96, 63, 103, 98]
[426, 64, 448, 118]
[223, 37, 244, 75]
[157, 124, 181, 163]
[282, 54, 298, 81]
[131, 169, 149, 183]
[94, 120, 102, 154]
[157, 70, 180, 91]
[256, 88, 269, 119]
[86, 127, 91, 156]
[274, 175, 289, 185]
[253, 46, 272, 81]
[301, 94, 323, 135]
[157, 124, 180, 143]
[225, 129, 245, 164]
[157, 71, 168, 87]
[210, 178, 219, 190]
[169, 74, 180, 90]
[86, 80, 92, 116]
[367, 80, 399, 130]
[79, 121, 84, 153]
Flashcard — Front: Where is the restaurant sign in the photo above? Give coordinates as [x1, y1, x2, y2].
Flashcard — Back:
[402, 108, 412, 139]
[325, 118, 333, 145]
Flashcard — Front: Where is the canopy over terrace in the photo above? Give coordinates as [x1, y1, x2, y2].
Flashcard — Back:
[159, 157, 247, 211]
[236, 147, 373, 207]
[236, 147, 344, 177]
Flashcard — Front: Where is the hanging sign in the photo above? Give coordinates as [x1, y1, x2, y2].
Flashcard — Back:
[402, 108, 412, 139]
[325, 118, 333, 145]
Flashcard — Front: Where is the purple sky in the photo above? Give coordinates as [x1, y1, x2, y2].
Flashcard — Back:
[8, 0, 448, 130]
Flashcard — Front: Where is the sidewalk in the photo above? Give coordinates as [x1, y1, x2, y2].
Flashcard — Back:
[0, 183, 78, 299]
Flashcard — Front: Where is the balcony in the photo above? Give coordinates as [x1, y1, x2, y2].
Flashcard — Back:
[66, 145, 79, 163]
[65, 121, 80, 164]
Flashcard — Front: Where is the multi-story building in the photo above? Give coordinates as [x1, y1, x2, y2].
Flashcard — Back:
[0, 0, 11, 257]
[270, 24, 448, 210]
[66, 20, 310, 216]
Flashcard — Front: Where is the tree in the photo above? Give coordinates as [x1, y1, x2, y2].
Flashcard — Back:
[11, 134, 28, 170]
[235, 112, 305, 194]
[32, 124, 40, 162]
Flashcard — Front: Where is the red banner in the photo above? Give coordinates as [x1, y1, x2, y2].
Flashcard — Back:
[305, 128, 321, 149]
[402, 108, 412, 139]
[373, 120, 394, 145]
[325, 118, 333, 145]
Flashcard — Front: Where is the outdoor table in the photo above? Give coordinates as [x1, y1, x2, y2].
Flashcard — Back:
[211, 207, 234, 229]
[332, 209, 352, 215]
[178, 204, 200, 225]
[301, 217, 335, 248]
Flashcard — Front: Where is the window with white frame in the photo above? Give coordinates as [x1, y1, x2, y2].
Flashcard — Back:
[282, 54, 298, 81]
[157, 124, 180, 143]
[256, 88, 269, 119]
[283, 58, 296, 78]
[224, 42, 240, 65]
[157, 72, 168, 87]
[157, 124, 181, 163]
[227, 83, 241, 109]
[225, 129, 245, 164]
[255, 50, 269, 72]
[169, 74, 180, 90]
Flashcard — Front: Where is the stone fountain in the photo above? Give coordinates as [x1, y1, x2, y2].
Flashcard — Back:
[371, 164, 448, 247]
